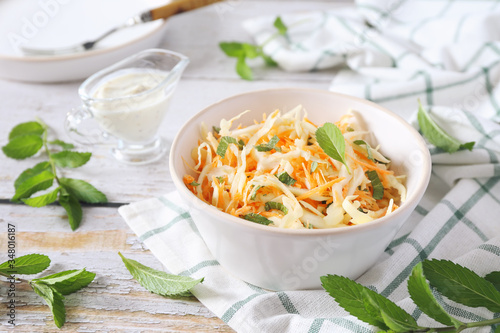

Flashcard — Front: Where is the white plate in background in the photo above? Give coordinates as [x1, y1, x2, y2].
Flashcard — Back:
[0, 0, 169, 83]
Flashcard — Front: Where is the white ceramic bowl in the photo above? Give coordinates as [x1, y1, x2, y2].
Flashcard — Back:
[169, 88, 431, 291]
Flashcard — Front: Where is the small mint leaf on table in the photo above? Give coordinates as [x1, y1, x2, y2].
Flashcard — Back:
[59, 194, 83, 231]
[485, 271, 500, 292]
[59, 178, 107, 204]
[22, 187, 60, 207]
[51, 151, 91, 168]
[31, 282, 66, 328]
[417, 102, 475, 153]
[0, 253, 50, 275]
[34, 268, 96, 295]
[320, 274, 389, 330]
[9, 121, 44, 140]
[408, 262, 462, 328]
[273, 16, 288, 35]
[118, 252, 203, 297]
[14, 162, 52, 189]
[315, 123, 350, 173]
[2, 134, 43, 159]
[219, 42, 245, 58]
[12, 170, 54, 202]
[422, 259, 500, 312]
[236, 56, 253, 81]
[49, 139, 74, 150]
[242, 43, 259, 59]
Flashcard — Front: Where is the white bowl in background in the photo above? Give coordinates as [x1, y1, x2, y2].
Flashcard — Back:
[169, 88, 431, 291]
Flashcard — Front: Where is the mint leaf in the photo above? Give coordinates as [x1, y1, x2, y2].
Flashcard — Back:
[2, 134, 43, 159]
[22, 187, 60, 207]
[321, 275, 389, 329]
[274, 16, 288, 35]
[216, 136, 243, 158]
[0, 254, 50, 275]
[59, 178, 107, 204]
[51, 151, 91, 168]
[407, 263, 462, 328]
[417, 102, 474, 153]
[250, 185, 262, 200]
[265, 201, 288, 214]
[236, 56, 253, 81]
[485, 271, 500, 292]
[423, 259, 500, 312]
[118, 252, 203, 296]
[243, 213, 273, 225]
[311, 161, 318, 173]
[31, 282, 66, 328]
[49, 139, 75, 150]
[189, 181, 200, 186]
[277, 171, 296, 186]
[35, 268, 95, 295]
[12, 170, 54, 202]
[9, 121, 44, 140]
[219, 42, 245, 58]
[316, 123, 350, 172]
[361, 289, 421, 332]
[242, 43, 259, 59]
[460, 141, 475, 151]
[59, 194, 83, 231]
[14, 161, 52, 189]
[255, 135, 281, 152]
[354, 140, 375, 162]
[366, 170, 384, 200]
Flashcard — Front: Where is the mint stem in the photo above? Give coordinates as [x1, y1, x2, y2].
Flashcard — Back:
[36, 118, 60, 185]
[406, 317, 500, 332]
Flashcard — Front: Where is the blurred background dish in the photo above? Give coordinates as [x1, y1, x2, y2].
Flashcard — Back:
[0, 0, 168, 82]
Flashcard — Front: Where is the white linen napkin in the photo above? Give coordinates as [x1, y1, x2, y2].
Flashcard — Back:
[119, 1, 500, 332]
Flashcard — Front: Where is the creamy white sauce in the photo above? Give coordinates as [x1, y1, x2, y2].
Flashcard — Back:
[90, 68, 170, 143]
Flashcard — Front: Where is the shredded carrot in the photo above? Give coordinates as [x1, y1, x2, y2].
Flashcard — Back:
[296, 177, 345, 201]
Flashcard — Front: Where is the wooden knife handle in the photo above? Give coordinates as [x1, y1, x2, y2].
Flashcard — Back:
[149, 0, 224, 21]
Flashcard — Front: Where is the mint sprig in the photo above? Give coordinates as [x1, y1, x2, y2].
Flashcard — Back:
[119, 252, 203, 297]
[322, 259, 500, 332]
[219, 16, 286, 80]
[2, 119, 107, 230]
[0, 254, 95, 328]
[417, 102, 475, 153]
[315, 122, 350, 173]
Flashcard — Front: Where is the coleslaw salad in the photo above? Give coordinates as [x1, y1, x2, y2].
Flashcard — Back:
[183, 105, 406, 229]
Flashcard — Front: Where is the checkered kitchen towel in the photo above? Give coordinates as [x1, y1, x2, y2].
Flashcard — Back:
[119, 1, 500, 332]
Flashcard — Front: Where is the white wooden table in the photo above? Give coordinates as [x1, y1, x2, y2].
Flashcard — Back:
[0, 1, 348, 331]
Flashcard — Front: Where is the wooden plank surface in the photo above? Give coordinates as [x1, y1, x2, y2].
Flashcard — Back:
[0, 1, 351, 331]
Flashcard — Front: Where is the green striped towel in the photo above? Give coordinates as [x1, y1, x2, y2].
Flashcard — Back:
[119, 1, 500, 332]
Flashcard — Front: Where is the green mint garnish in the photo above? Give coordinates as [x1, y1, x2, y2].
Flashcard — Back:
[315, 122, 350, 173]
[255, 135, 282, 152]
[242, 213, 274, 225]
[353, 140, 375, 162]
[277, 171, 296, 186]
[216, 136, 244, 158]
[365, 170, 384, 200]
[264, 201, 288, 214]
